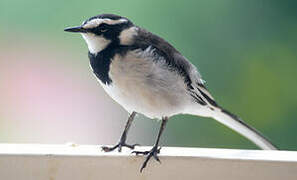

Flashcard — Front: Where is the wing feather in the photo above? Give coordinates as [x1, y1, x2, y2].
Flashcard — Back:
[134, 28, 205, 87]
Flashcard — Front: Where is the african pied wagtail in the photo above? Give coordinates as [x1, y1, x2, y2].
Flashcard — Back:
[64, 14, 278, 172]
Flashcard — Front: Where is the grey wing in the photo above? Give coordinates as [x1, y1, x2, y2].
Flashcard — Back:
[135, 27, 217, 107]
[134, 29, 279, 150]
[173, 52, 218, 107]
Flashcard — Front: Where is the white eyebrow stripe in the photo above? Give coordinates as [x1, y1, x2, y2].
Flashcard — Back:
[83, 18, 128, 29]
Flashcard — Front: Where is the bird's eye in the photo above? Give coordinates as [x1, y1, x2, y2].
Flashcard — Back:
[99, 24, 109, 33]
[100, 28, 108, 32]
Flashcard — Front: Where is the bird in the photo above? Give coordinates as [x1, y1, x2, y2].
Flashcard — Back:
[64, 13, 278, 172]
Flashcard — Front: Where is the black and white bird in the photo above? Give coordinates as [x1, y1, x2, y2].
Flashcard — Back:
[64, 14, 278, 171]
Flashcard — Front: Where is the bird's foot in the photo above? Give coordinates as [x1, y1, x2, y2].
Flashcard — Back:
[101, 142, 139, 152]
[132, 146, 161, 172]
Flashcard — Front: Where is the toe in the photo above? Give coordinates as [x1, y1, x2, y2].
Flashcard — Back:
[118, 146, 122, 152]
[131, 150, 149, 155]
[101, 144, 118, 152]
[130, 143, 140, 149]
[101, 146, 111, 152]
[153, 154, 161, 163]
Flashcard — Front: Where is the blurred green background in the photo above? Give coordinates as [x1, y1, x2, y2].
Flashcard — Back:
[0, 0, 296, 150]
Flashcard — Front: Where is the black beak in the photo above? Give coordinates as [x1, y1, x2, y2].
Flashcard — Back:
[64, 26, 87, 33]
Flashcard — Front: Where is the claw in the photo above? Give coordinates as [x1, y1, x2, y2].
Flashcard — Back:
[101, 144, 118, 152]
[154, 154, 161, 163]
[102, 143, 139, 152]
[152, 147, 161, 163]
[125, 143, 140, 150]
[131, 150, 149, 155]
[132, 146, 161, 172]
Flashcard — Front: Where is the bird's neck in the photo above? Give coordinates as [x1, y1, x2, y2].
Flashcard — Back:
[88, 43, 132, 85]
[88, 46, 114, 85]
[82, 34, 111, 54]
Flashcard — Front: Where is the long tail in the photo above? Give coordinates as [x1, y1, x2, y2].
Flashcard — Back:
[211, 108, 278, 150]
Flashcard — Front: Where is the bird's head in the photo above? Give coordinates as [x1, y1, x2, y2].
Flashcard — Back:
[64, 14, 138, 54]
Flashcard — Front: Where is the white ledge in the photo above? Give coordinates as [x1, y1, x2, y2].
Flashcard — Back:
[0, 143, 296, 180]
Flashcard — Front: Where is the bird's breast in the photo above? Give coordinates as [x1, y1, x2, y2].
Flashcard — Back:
[95, 50, 192, 119]
[89, 51, 113, 85]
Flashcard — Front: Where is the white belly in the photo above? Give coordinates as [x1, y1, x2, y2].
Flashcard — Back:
[96, 51, 193, 119]
[99, 82, 187, 119]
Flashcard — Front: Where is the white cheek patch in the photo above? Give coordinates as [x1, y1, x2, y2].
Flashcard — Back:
[82, 18, 128, 29]
[81, 33, 111, 54]
[80, 17, 129, 54]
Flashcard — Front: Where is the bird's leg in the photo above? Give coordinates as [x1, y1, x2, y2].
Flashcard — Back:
[102, 112, 139, 152]
[132, 117, 168, 172]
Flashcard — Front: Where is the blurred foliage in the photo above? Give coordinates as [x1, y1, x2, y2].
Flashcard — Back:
[0, 0, 296, 150]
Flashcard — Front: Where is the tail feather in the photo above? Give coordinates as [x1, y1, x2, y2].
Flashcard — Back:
[192, 83, 277, 150]
[211, 108, 278, 150]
